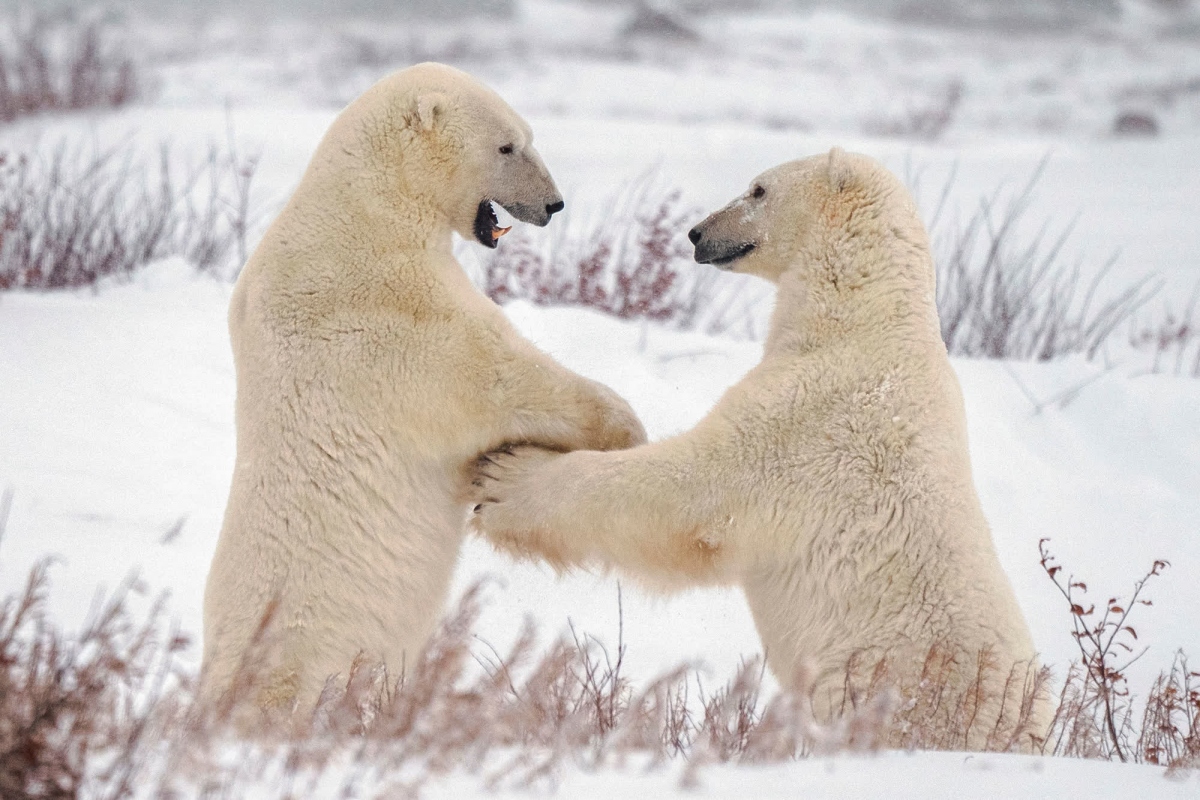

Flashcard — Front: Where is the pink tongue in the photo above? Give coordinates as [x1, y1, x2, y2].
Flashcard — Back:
[491, 225, 512, 240]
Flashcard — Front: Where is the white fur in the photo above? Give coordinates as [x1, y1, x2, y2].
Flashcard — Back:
[472, 150, 1042, 747]
[202, 63, 645, 719]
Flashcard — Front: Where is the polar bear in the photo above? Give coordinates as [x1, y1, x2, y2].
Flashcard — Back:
[472, 149, 1044, 749]
[201, 62, 646, 721]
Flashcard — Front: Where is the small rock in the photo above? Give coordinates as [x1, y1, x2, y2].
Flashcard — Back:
[1112, 111, 1160, 137]
[621, 3, 700, 43]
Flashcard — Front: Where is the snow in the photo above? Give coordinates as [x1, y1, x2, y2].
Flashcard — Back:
[3, 263, 1199, 795]
[428, 751, 1200, 799]
[2, 0, 1199, 795]
[200, 748, 1200, 799]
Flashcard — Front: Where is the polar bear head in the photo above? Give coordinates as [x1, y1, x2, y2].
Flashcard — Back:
[688, 148, 924, 285]
[345, 62, 564, 248]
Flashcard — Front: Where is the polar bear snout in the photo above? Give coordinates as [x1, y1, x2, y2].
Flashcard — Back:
[498, 197, 565, 228]
[690, 226, 757, 268]
[696, 241, 757, 269]
[473, 195, 565, 247]
[689, 208, 759, 269]
[485, 146, 565, 229]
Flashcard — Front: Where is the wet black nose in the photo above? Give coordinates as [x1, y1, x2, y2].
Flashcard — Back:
[688, 227, 702, 245]
[546, 200, 565, 217]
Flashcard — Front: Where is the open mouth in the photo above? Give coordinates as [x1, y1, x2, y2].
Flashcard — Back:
[704, 242, 757, 267]
[474, 200, 512, 248]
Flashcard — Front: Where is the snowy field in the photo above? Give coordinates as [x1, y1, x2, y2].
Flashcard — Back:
[2, 0, 1200, 796]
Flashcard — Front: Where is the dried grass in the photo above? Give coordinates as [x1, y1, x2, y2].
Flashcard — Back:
[1038, 539, 1199, 770]
[918, 157, 1161, 361]
[0, 560, 190, 799]
[0, 543, 1195, 796]
[0, 14, 139, 123]
[863, 79, 964, 142]
[1127, 280, 1200, 377]
[0, 136, 260, 290]
[836, 643, 1052, 754]
[1138, 652, 1200, 772]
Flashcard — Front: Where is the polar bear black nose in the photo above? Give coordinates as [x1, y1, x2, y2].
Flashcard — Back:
[688, 227, 702, 245]
[546, 200, 565, 217]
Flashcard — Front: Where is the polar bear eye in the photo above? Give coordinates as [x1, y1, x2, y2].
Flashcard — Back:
[499, 144, 514, 155]
[752, 185, 766, 199]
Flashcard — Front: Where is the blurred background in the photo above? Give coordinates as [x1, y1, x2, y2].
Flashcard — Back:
[1, 0, 1197, 136]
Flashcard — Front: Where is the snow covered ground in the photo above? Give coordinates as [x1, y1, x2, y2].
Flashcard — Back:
[430, 751, 1200, 798]
[4, 260, 1198, 794]
[2, 0, 1199, 795]
[212, 748, 1200, 798]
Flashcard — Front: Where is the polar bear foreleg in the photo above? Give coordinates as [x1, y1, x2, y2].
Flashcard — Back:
[470, 444, 736, 586]
[481, 345, 648, 455]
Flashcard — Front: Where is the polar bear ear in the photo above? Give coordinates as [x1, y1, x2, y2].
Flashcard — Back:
[414, 92, 449, 132]
[826, 146, 854, 193]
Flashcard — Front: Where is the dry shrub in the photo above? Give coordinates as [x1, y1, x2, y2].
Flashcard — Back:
[1127, 280, 1200, 377]
[863, 79, 964, 142]
[0, 560, 189, 799]
[919, 159, 1200, 373]
[249, 585, 709, 789]
[838, 644, 1051, 754]
[0, 564, 890, 795]
[0, 15, 139, 123]
[482, 173, 695, 323]
[216, 589, 1051, 793]
[186, 554, 1193, 792]
[1038, 539, 1199, 769]
[921, 158, 1160, 361]
[1, 543, 1196, 795]
[1138, 652, 1200, 771]
[0, 137, 260, 290]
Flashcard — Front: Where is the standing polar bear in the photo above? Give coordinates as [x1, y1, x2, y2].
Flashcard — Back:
[473, 149, 1043, 748]
[202, 62, 645, 720]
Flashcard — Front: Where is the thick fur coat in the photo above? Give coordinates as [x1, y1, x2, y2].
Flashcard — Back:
[202, 63, 645, 719]
[472, 149, 1042, 748]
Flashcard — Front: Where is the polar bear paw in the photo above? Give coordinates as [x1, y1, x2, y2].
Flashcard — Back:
[470, 445, 572, 564]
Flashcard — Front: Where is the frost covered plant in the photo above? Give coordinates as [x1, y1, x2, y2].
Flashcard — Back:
[0, 15, 139, 123]
[1127, 281, 1200, 378]
[926, 160, 1159, 361]
[481, 173, 694, 321]
[851, 645, 1050, 753]
[0, 564, 904, 794]
[1037, 539, 1197, 766]
[0, 560, 190, 799]
[1137, 652, 1200, 771]
[0, 139, 260, 290]
[0, 547, 1195, 795]
[863, 79, 963, 142]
